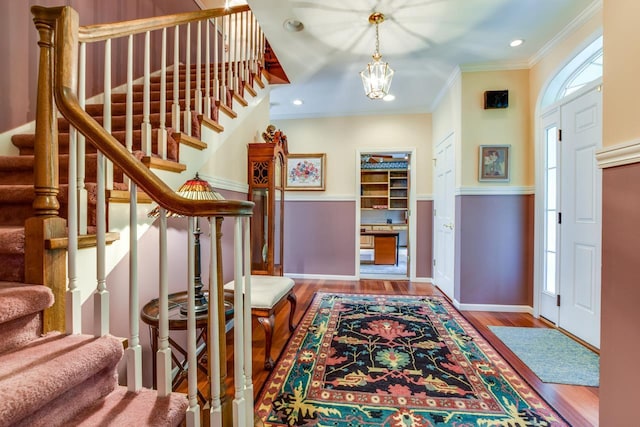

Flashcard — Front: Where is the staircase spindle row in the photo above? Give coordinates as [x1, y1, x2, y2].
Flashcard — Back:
[32, 4, 264, 426]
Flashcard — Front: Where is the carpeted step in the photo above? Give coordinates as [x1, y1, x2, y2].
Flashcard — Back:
[0, 332, 124, 427]
[11, 129, 180, 161]
[70, 386, 188, 427]
[0, 227, 25, 282]
[0, 282, 53, 355]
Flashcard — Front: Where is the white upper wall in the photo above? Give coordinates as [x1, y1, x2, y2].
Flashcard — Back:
[273, 113, 433, 197]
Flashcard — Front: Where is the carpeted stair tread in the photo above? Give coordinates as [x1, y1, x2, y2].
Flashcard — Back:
[72, 386, 188, 427]
[0, 283, 53, 324]
[0, 226, 25, 255]
[11, 129, 180, 161]
[0, 332, 123, 427]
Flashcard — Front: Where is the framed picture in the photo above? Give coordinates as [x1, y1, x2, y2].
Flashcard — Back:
[285, 153, 326, 191]
[479, 145, 510, 182]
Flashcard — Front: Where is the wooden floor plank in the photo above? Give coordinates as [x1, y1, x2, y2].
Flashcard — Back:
[191, 279, 598, 426]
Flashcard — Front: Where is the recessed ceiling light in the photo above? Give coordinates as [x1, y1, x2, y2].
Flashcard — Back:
[510, 39, 524, 47]
[292, 99, 304, 106]
[383, 94, 395, 102]
[283, 19, 304, 32]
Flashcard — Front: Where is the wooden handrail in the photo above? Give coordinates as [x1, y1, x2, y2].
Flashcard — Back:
[40, 5, 254, 218]
[78, 5, 250, 42]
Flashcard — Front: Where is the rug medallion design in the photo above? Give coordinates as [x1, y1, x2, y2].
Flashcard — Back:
[255, 293, 567, 426]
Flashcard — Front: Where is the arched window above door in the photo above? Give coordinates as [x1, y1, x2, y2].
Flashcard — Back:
[541, 35, 603, 108]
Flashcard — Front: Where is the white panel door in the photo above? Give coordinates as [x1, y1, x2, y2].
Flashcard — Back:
[433, 134, 455, 300]
[558, 87, 602, 348]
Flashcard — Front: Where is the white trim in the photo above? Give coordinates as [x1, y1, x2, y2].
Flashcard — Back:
[430, 67, 461, 112]
[596, 139, 640, 169]
[355, 147, 418, 281]
[455, 186, 535, 196]
[453, 300, 534, 314]
[529, 0, 603, 68]
[416, 194, 433, 202]
[460, 62, 529, 73]
[284, 194, 356, 202]
[284, 273, 357, 281]
[410, 277, 433, 284]
[199, 174, 248, 194]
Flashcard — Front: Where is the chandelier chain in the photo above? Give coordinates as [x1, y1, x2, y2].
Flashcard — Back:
[375, 23, 380, 56]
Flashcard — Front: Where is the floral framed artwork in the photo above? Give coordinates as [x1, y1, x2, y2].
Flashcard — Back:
[285, 153, 326, 191]
[479, 145, 510, 182]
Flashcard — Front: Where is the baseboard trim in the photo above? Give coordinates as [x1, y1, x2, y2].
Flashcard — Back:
[453, 301, 533, 314]
[410, 277, 433, 284]
[285, 273, 358, 281]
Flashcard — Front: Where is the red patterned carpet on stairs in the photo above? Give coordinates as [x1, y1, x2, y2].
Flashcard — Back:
[255, 292, 567, 426]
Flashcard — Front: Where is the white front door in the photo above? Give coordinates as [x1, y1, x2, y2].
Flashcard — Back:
[558, 86, 602, 348]
[433, 133, 455, 300]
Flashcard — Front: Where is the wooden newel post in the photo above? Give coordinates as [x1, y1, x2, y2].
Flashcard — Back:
[27, 6, 69, 333]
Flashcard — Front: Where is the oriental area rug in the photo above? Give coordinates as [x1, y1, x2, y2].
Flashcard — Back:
[255, 293, 568, 426]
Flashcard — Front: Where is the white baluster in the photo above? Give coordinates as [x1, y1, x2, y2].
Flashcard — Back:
[103, 39, 113, 191]
[214, 17, 220, 103]
[241, 11, 247, 87]
[172, 25, 181, 133]
[208, 217, 222, 426]
[204, 21, 211, 119]
[196, 21, 202, 116]
[186, 216, 200, 427]
[126, 35, 134, 154]
[184, 23, 192, 136]
[78, 42, 88, 235]
[226, 15, 232, 107]
[158, 28, 168, 160]
[157, 209, 172, 396]
[126, 183, 142, 391]
[95, 149, 109, 337]
[142, 31, 152, 155]
[66, 122, 80, 334]
[232, 218, 247, 426]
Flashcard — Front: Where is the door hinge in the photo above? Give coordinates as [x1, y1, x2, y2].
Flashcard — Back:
[433, 259, 436, 267]
[556, 294, 561, 307]
[558, 212, 562, 224]
[558, 128, 562, 142]
[433, 208, 436, 217]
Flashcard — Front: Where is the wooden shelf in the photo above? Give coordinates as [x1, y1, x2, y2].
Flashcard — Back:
[360, 168, 408, 211]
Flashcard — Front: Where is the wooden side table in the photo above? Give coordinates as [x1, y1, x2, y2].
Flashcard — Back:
[140, 291, 233, 404]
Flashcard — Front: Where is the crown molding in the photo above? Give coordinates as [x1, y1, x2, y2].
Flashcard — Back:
[430, 66, 461, 112]
[596, 139, 640, 169]
[460, 62, 529, 73]
[529, 0, 603, 68]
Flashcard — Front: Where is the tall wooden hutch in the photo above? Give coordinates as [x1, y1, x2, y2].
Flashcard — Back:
[247, 131, 288, 275]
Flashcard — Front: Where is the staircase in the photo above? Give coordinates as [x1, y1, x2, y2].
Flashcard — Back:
[0, 283, 188, 427]
[0, 4, 272, 426]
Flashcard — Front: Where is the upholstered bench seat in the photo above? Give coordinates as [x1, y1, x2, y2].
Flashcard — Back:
[224, 275, 297, 369]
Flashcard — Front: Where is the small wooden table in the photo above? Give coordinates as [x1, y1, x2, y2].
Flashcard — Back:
[140, 291, 233, 404]
[360, 231, 399, 265]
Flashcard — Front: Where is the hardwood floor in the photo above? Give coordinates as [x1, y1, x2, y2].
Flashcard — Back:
[219, 279, 598, 426]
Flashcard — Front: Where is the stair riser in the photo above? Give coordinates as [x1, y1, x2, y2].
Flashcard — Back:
[0, 313, 40, 354]
[0, 254, 24, 283]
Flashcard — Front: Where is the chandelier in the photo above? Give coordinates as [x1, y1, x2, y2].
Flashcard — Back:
[360, 12, 394, 100]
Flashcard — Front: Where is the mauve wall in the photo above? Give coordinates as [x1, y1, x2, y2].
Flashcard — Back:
[2, 0, 200, 133]
[284, 201, 356, 277]
[600, 163, 640, 424]
[416, 200, 433, 279]
[455, 194, 534, 306]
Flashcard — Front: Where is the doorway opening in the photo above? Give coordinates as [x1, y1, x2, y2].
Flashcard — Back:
[358, 152, 410, 279]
